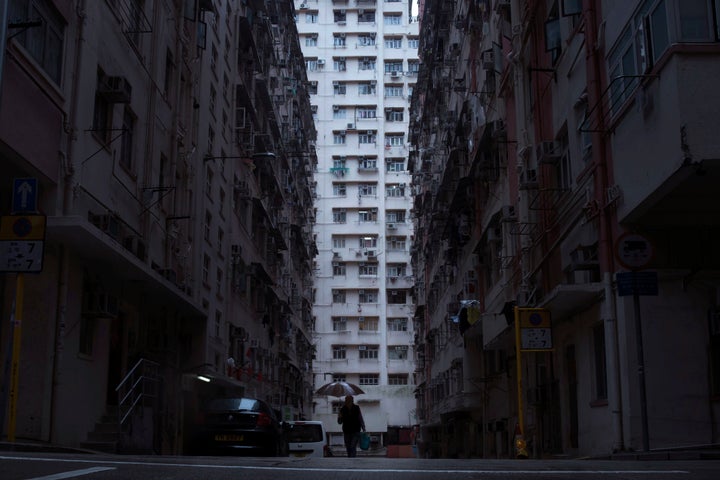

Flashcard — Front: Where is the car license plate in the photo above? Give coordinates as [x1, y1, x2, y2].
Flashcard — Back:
[214, 434, 243, 442]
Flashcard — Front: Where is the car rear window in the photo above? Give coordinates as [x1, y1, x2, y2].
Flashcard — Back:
[287, 424, 324, 442]
[206, 398, 259, 411]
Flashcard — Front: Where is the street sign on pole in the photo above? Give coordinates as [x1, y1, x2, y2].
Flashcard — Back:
[11, 178, 38, 214]
[616, 271, 659, 297]
[0, 215, 46, 273]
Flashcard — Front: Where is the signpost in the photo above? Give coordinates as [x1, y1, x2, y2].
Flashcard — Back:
[514, 307, 553, 458]
[2, 178, 43, 443]
[614, 232, 655, 452]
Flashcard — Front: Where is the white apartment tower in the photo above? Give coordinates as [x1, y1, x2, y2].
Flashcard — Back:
[295, 0, 419, 447]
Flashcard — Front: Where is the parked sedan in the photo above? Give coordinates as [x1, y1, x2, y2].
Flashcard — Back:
[195, 397, 288, 456]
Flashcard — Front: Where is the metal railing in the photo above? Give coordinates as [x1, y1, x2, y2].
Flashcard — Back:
[116, 358, 161, 434]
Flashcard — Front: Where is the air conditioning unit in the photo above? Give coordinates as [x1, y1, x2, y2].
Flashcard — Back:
[358, 316, 365, 322]
[358, 345, 367, 351]
[347, 123, 355, 129]
[370, 80, 376, 85]
[333, 104, 340, 110]
[536, 141, 560, 163]
[339, 33, 346, 38]
[299, 3, 307, 9]
[317, 59, 325, 65]
[365, 250, 375, 257]
[333, 251, 341, 258]
[332, 289, 341, 295]
[231, 244, 241, 255]
[358, 290, 365, 295]
[391, 71, 400, 78]
[387, 223, 396, 229]
[366, 130, 373, 135]
[99, 75, 132, 103]
[310, 80, 318, 86]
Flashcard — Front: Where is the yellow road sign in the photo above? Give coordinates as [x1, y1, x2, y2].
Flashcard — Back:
[0, 215, 46, 240]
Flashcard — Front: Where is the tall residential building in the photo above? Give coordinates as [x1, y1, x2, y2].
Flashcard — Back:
[411, 0, 720, 459]
[0, 0, 316, 453]
[295, 0, 419, 449]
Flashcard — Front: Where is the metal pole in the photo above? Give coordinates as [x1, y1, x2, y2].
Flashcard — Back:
[515, 306, 524, 436]
[632, 272, 650, 451]
[8, 273, 24, 442]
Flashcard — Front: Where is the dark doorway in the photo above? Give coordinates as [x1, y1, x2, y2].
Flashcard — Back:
[565, 344, 578, 448]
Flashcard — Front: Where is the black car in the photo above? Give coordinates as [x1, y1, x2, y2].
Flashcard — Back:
[195, 397, 288, 456]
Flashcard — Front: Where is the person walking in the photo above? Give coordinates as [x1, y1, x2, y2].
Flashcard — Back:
[337, 395, 365, 457]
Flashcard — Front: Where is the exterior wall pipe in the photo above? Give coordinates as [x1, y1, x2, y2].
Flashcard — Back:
[51, 0, 87, 443]
[584, 0, 624, 452]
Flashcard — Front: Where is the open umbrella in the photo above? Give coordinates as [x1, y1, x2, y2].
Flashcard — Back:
[315, 381, 365, 397]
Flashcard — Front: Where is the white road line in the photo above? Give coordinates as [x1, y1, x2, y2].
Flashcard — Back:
[26, 466, 116, 480]
[0, 456, 690, 475]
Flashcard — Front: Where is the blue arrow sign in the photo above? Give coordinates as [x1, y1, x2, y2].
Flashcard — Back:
[12, 178, 38, 214]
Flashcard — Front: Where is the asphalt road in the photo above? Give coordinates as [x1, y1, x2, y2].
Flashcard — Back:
[1, 453, 720, 480]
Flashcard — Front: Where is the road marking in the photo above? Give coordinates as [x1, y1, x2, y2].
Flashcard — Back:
[26, 466, 115, 480]
[0, 456, 690, 476]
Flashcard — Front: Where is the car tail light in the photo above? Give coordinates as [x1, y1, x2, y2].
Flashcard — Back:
[256, 412, 272, 427]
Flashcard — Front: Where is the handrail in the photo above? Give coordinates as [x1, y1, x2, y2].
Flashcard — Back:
[115, 358, 161, 437]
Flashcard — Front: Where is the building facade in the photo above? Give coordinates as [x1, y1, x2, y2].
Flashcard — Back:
[410, 0, 720, 458]
[295, 0, 419, 450]
[0, 0, 316, 453]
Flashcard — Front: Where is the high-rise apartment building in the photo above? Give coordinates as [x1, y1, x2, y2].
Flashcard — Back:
[295, 0, 419, 450]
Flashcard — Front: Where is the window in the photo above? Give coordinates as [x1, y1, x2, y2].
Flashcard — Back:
[359, 157, 378, 170]
[359, 131, 376, 144]
[359, 34, 376, 46]
[384, 13, 402, 25]
[358, 11, 376, 23]
[384, 86, 403, 97]
[678, 0, 714, 41]
[592, 322, 608, 400]
[386, 109, 404, 122]
[408, 37, 419, 49]
[164, 49, 174, 98]
[385, 184, 405, 198]
[358, 83, 376, 95]
[359, 345, 379, 359]
[333, 208, 347, 223]
[334, 10, 347, 23]
[119, 107, 135, 170]
[333, 132, 347, 144]
[204, 211, 212, 242]
[359, 58, 376, 71]
[407, 61, 420, 74]
[333, 107, 347, 119]
[334, 35, 347, 47]
[387, 264, 407, 278]
[384, 61, 403, 73]
[333, 317, 348, 331]
[360, 236, 377, 248]
[357, 107, 376, 118]
[205, 165, 213, 197]
[358, 209, 378, 222]
[305, 12, 318, 23]
[305, 35, 318, 46]
[386, 159, 405, 172]
[386, 210, 406, 223]
[333, 82, 347, 94]
[387, 290, 407, 304]
[332, 236, 346, 248]
[359, 290, 378, 303]
[216, 267, 223, 295]
[387, 317, 408, 331]
[335, 58, 347, 70]
[385, 134, 405, 146]
[306, 59, 319, 71]
[387, 236, 407, 250]
[358, 183, 377, 196]
[333, 262, 346, 276]
[358, 317, 378, 331]
[359, 374, 379, 385]
[333, 183, 347, 196]
[387, 345, 409, 360]
[332, 345, 347, 359]
[9, 0, 65, 84]
[385, 37, 402, 48]
[358, 263, 377, 276]
[388, 374, 409, 385]
[332, 289, 346, 303]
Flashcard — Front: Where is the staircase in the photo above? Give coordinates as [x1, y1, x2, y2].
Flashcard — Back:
[80, 405, 121, 453]
[81, 358, 161, 454]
